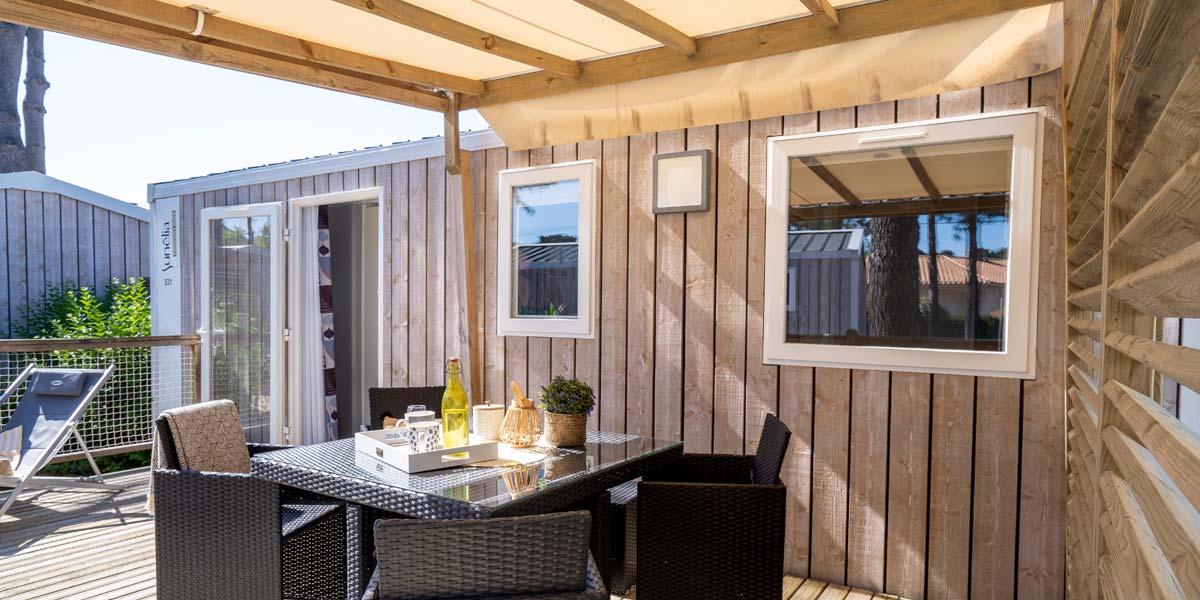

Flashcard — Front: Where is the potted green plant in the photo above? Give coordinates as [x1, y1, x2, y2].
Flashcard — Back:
[538, 376, 595, 447]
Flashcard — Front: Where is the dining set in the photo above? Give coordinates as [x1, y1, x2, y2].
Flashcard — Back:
[150, 386, 792, 600]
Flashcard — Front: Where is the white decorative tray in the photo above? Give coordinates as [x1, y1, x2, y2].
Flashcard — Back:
[354, 429, 500, 473]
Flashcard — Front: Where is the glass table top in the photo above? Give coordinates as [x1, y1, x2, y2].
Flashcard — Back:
[253, 431, 682, 510]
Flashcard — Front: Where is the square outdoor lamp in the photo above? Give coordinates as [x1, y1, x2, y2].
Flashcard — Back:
[653, 149, 711, 213]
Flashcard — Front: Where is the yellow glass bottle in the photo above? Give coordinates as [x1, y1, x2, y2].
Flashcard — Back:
[442, 358, 470, 448]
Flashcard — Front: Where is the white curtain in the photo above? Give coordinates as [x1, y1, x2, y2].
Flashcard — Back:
[295, 207, 329, 444]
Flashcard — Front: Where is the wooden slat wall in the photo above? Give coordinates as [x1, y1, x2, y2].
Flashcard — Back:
[0, 189, 150, 337]
[174, 75, 1066, 599]
[1063, 0, 1200, 599]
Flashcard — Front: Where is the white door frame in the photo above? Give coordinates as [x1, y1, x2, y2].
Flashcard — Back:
[198, 202, 286, 443]
[285, 187, 386, 444]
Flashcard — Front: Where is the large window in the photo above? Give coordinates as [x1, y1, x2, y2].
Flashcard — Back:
[764, 110, 1042, 378]
[497, 160, 597, 338]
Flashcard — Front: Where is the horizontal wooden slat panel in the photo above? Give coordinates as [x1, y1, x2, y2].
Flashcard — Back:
[1069, 215, 1104, 266]
[1097, 554, 1133, 600]
[1068, 364, 1100, 414]
[1108, 240, 1200, 317]
[1067, 425, 1098, 498]
[1110, 0, 1200, 170]
[1068, 250, 1104, 287]
[1104, 426, 1200, 597]
[1069, 317, 1102, 340]
[1069, 284, 1103, 311]
[1068, 387, 1099, 450]
[1105, 379, 1200, 510]
[1069, 340, 1101, 372]
[1111, 56, 1200, 214]
[1096, 472, 1188, 599]
[1111, 151, 1200, 269]
[1106, 331, 1200, 392]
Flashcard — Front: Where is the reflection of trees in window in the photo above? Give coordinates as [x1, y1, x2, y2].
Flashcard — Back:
[866, 216, 921, 338]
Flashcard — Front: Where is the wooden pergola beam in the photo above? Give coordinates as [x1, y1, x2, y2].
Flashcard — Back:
[790, 194, 1008, 221]
[574, 0, 696, 56]
[901, 147, 943, 200]
[463, 0, 1056, 109]
[58, 0, 484, 95]
[799, 156, 861, 206]
[330, 0, 581, 78]
[1, 0, 449, 111]
[445, 92, 461, 175]
[799, 0, 840, 28]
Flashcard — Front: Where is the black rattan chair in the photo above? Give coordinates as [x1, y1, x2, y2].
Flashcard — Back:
[367, 386, 445, 429]
[153, 410, 347, 600]
[363, 511, 608, 600]
[633, 413, 791, 599]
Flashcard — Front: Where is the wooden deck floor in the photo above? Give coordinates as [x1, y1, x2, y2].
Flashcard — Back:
[0, 469, 903, 600]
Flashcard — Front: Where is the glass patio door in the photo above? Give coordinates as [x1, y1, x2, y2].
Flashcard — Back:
[199, 203, 285, 444]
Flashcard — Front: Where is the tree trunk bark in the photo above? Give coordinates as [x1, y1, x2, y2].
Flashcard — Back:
[867, 216, 921, 339]
[926, 213, 940, 333]
[0, 22, 26, 173]
[966, 213, 979, 340]
[22, 27, 46, 173]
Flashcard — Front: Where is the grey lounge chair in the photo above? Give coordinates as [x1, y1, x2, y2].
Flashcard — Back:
[0, 364, 122, 518]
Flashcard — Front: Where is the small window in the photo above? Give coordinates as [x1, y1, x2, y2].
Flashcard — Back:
[497, 160, 597, 338]
[764, 110, 1042, 378]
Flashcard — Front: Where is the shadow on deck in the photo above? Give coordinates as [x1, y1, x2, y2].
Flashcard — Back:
[0, 469, 902, 600]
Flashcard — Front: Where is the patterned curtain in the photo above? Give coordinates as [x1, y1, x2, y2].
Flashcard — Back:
[317, 206, 338, 439]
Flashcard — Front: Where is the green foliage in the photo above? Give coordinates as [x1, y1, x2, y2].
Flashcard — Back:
[39, 450, 150, 476]
[17, 278, 151, 339]
[9, 279, 154, 460]
[538, 375, 595, 415]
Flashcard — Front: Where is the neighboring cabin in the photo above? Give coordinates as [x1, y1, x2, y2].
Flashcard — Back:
[0, 171, 150, 337]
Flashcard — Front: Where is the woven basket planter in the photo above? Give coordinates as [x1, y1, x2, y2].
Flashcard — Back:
[544, 412, 588, 447]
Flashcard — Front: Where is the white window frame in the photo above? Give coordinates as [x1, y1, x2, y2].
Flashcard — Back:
[764, 108, 1043, 379]
[497, 160, 598, 339]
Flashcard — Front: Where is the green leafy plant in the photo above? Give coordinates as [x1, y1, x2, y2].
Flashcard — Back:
[12, 278, 153, 474]
[538, 375, 595, 415]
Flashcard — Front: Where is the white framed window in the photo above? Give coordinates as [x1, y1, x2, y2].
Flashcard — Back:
[497, 160, 597, 338]
[764, 109, 1043, 378]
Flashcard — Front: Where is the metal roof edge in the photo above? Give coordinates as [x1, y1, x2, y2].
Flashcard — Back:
[0, 171, 149, 221]
[150, 129, 505, 199]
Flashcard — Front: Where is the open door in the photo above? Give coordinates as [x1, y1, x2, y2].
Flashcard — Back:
[199, 202, 286, 443]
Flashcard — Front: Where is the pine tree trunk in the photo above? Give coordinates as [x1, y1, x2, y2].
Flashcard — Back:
[966, 213, 979, 340]
[0, 22, 26, 173]
[926, 213, 940, 332]
[867, 216, 921, 339]
[22, 27, 46, 173]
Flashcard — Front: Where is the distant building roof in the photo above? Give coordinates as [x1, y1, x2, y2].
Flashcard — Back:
[517, 243, 578, 269]
[918, 255, 1006, 285]
[0, 171, 148, 221]
[788, 229, 863, 253]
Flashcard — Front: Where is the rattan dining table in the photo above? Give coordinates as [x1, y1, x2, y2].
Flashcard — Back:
[250, 430, 683, 599]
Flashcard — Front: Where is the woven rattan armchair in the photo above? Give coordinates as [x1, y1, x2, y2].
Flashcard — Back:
[362, 511, 608, 600]
[153, 410, 347, 600]
[367, 386, 446, 429]
[635, 413, 792, 599]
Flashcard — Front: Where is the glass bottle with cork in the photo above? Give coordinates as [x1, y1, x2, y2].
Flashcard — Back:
[441, 358, 470, 448]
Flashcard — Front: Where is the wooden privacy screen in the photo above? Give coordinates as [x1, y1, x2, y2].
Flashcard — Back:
[173, 75, 1066, 599]
[0, 189, 149, 337]
[1062, 0, 1200, 598]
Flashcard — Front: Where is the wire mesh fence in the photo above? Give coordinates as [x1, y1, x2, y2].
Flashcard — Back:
[0, 336, 199, 461]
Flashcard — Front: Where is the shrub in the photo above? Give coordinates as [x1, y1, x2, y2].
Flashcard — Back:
[11, 278, 153, 474]
[538, 376, 595, 415]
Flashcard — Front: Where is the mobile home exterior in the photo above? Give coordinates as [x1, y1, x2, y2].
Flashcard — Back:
[149, 74, 1066, 598]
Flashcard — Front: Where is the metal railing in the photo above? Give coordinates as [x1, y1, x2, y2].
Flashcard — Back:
[0, 335, 200, 462]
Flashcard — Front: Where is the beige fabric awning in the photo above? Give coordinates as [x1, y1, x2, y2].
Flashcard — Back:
[480, 4, 1062, 149]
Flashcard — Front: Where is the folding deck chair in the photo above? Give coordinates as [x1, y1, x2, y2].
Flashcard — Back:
[0, 364, 123, 518]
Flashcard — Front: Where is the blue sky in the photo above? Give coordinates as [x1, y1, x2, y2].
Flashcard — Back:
[37, 32, 489, 206]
